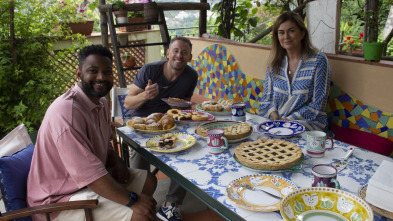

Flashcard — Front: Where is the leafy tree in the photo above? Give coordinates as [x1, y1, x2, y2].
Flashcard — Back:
[0, 0, 88, 138]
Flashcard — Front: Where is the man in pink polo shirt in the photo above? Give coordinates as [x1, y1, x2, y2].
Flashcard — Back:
[27, 45, 157, 221]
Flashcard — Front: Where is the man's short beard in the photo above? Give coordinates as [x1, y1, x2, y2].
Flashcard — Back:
[81, 77, 112, 98]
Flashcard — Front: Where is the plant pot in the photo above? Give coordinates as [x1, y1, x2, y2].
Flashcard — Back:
[118, 17, 147, 32]
[144, 2, 159, 22]
[64, 20, 94, 36]
[114, 11, 128, 24]
[363, 42, 385, 62]
[117, 34, 128, 46]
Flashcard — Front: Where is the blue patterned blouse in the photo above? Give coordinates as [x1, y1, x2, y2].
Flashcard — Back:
[258, 51, 332, 131]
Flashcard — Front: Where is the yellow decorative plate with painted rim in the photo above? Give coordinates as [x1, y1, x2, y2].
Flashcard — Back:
[280, 187, 374, 221]
[226, 174, 298, 212]
[146, 133, 196, 153]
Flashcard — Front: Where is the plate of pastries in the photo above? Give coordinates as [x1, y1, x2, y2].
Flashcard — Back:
[166, 109, 214, 123]
[145, 133, 197, 153]
[126, 112, 176, 132]
[195, 99, 234, 115]
[161, 97, 195, 108]
[195, 120, 253, 143]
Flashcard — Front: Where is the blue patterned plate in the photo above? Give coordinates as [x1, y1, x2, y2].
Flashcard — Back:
[257, 120, 305, 138]
[233, 154, 304, 172]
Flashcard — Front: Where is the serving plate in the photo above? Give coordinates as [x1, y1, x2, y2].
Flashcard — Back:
[161, 98, 194, 108]
[172, 110, 215, 124]
[359, 184, 393, 219]
[146, 133, 196, 153]
[195, 120, 254, 143]
[281, 187, 373, 221]
[257, 120, 305, 138]
[195, 104, 232, 116]
[233, 153, 304, 172]
[226, 174, 298, 212]
[126, 120, 177, 133]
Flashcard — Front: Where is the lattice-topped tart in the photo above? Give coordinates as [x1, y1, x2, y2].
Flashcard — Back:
[196, 122, 251, 140]
[234, 138, 303, 170]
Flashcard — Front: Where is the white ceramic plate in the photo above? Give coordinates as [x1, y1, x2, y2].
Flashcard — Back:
[226, 174, 298, 212]
[146, 133, 196, 153]
[195, 104, 232, 116]
[161, 98, 195, 108]
[257, 120, 305, 138]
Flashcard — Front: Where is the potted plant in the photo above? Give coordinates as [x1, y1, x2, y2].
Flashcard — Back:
[343, 33, 364, 54]
[361, 0, 390, 61]
[119, 0, 149, 32]
[112, 0, 128, 24]
[52, 0, 95, 36]
[121, 53, 136, 67]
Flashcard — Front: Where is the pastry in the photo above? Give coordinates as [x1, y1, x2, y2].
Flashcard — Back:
[202, 104, 223, 112]
[201, 99, 234, 112]
[234, 138, 303, 170]
[146, 122, 162, 131]
[132, 124, 146, 130]
[191, 114, 208, 121]
[196, 122, 251, 140]
[159, 115, 175, 130]
[158, 133, 178, 149]
[146, 113, 163, 123]
[129, 116, 145, 125]
[167, 109, 182, 117]
[168, 97, 184, 103]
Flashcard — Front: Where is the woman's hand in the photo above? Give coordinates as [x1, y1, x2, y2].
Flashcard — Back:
[269, 111, 280, 120]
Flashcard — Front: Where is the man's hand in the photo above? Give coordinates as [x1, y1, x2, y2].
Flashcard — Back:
[130, 193, 157, 220]
[269, 111, 280, 120]
[144, 79, 159, 100]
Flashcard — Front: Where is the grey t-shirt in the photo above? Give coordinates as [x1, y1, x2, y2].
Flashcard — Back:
[125, 60, 198, 118]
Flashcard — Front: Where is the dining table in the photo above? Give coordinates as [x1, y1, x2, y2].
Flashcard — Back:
[116, 112, 393, 221]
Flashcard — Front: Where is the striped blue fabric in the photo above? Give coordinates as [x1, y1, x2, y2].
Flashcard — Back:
[258, 51, 331, 131]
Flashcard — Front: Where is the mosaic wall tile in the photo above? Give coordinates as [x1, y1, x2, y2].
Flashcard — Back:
[190, 44, 264, 114]
[190, 44, 393, 142]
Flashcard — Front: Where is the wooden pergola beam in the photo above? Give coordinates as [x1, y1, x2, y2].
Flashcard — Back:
[98, 2, 210, 13]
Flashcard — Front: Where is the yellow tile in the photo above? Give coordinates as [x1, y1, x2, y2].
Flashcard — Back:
[347, 116, 356, 124]
[334, 99, 345, 110]
[379, 131, 388, 138]
[387, 117, 393, 128]
[361, 109, 370, 118]
[376, 122, 384, 129]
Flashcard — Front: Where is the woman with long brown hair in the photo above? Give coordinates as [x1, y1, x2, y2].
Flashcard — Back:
[259, 11, 331, 131]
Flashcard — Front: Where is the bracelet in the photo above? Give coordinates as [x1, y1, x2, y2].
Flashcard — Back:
[125, 192, 138, 207]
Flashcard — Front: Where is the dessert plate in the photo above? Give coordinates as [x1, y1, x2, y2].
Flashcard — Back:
[172, 110, 215, 124]
[146, 133, 196, 153]
[226, 174, 298, 212]
[195, 104, 232, 116]
[195, 120, 254, 143]
[257, 120, 305, 138]
[126, 120, 176, 133]
[161, 98, 194, 108]
[359, 184, 393, 219]
[233, 153, 304, 172]
[281, 187, 373, 221]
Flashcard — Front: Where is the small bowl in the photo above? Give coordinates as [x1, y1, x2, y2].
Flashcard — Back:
[280, 187, 373, 221]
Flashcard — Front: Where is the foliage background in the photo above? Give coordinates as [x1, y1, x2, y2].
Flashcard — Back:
[0, 0, 88, 138]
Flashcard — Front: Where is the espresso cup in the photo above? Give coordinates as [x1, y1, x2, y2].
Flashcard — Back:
[311, 164, 340, 189]
[306, 131, 334, 157]
[231, 103, 246, 122]
[206, 129, 228, 154]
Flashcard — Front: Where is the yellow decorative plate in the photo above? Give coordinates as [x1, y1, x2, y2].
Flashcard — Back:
[126, 120, 176, 133]
[226, 174, 298, 212]
[281, 187, 374, 221]
[146, 133, 196, 153]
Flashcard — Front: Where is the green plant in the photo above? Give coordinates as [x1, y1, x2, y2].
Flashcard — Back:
[343, 33, 364, 51]
[112, 0, 126, 11]
[50, 0, 96, 23]
[0, 0, 89, 138]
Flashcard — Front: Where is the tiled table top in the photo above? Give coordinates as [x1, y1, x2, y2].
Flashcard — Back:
[118, 113, 392, 221]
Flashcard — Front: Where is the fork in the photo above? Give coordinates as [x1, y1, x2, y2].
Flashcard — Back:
[158, 85, 169, 89]
[239, 183, 282, 200]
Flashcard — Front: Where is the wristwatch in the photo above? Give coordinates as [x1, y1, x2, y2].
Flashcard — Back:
[125, 192, 138, 207]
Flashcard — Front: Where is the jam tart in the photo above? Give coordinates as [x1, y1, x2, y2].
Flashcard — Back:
[158, 133, 178, 149]
[196, 122, 251, 140]
[234, 138, 302, 170]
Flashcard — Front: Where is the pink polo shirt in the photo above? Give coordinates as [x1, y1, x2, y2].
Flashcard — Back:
[27, 84, 111, 219]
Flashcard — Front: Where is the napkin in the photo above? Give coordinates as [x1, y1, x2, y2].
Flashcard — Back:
[366, 160, 393, 212]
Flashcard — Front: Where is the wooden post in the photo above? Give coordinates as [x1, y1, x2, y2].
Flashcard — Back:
[199, 0, 207, 37]
[99, 0, 109, 48]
